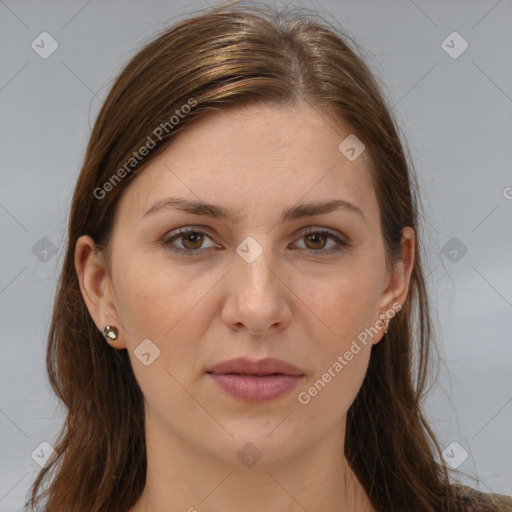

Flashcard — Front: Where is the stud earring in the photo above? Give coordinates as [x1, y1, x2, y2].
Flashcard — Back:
[379, 314, 390, 335]
[102, 325, 118, 341]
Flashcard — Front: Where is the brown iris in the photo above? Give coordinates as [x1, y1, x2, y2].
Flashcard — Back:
[303, 232, 327, 250]
[181, 232, 204, 250]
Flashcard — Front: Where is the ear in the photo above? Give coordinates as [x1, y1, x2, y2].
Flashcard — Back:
[74, 235, 127, 349]
[373, 226, 415, 344]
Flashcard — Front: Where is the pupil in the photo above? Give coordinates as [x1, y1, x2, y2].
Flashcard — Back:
[184, 233, 202, 249]
[307, 233, 325, 249]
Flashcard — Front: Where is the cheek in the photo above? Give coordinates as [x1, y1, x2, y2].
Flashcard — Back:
[113, 262, 169, 340]
[293, 264, 381, 411]
[112, 252, 196, 334]
[296, 312, 372, 429]
[297, 263, 382, 345]
[111, 256, 218, 374]
[111, 260, 198, 404]
[303, 345, 371, 414]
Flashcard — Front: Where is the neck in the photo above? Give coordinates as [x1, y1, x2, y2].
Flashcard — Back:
[129, 412, 375, 512]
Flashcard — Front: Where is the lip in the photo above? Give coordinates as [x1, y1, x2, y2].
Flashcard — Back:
[206, 357, 305, 403]
[207, 357, 304, 376]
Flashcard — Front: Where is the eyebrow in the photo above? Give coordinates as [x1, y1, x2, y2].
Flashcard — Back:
[142, 197, 366, 224]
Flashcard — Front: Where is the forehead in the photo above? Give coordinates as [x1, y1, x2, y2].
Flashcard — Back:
[116, 102, 377, 226]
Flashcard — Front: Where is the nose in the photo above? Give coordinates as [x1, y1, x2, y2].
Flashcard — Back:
[221, 241, 292, 335]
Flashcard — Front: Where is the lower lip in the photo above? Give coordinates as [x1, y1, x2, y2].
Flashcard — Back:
[207, 373, 304, 402]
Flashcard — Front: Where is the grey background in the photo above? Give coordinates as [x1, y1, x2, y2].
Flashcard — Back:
[1, 0, 511, 509]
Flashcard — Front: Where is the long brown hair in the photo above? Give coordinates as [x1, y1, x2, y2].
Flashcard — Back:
[25, 2, 511, 511]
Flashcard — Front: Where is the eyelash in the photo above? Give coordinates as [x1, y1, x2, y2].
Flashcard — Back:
[162, 227, 349, 258]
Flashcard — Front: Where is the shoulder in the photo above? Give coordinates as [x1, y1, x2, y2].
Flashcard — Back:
[447, 484, 512, 512]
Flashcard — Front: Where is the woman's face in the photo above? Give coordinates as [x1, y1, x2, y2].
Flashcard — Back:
[78, 101, 413, 467]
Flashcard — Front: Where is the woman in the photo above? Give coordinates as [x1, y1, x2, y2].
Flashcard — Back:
[25, 2, 512, 511]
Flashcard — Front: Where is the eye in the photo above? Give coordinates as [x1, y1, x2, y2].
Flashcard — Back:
[162, 227, 350, 258]
[163, 228, 219, 257]
[292, 228, 349, 255]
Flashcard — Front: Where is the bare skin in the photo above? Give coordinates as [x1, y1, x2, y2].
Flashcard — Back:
[75, 101, 414, 512]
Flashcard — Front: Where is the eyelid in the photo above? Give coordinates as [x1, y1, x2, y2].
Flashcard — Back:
[292, 227, 349, 253]
[163, 226, 221, 250]
[162, 225, 350, 257]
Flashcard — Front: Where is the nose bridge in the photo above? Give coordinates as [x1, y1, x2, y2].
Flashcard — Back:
[234, 234, 279, 295]
[224, 234, 290, 333]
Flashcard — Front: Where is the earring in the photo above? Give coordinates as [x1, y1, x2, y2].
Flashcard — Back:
[102, 325, 118, 341]
[379, 314, 390, 335]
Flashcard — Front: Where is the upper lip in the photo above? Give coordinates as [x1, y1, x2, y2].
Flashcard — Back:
[207, 357, 304, 376]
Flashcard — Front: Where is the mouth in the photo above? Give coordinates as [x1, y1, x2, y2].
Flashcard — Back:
[206, 357, 305, 402]
[206, 356, 304, 377]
